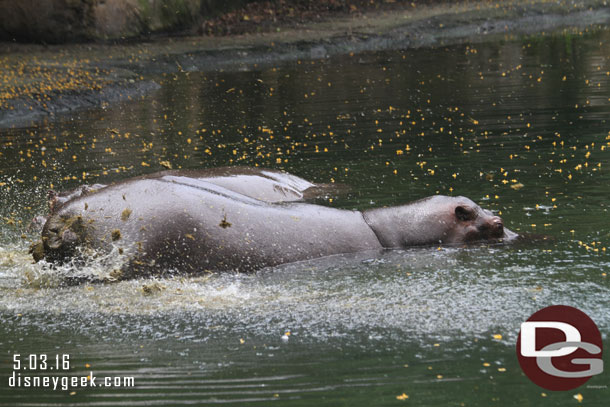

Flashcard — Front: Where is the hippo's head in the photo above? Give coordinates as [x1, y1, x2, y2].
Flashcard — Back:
[363, 195, 518, 248]
[32, 211, 88, 263]
[444, 197, 514, 244]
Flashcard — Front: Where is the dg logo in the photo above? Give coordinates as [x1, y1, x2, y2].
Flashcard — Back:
[517, 305, 604, 391]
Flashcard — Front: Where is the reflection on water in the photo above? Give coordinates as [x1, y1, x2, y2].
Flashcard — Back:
[1, 28, 610, 406]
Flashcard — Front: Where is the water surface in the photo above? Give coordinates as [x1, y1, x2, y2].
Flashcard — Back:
[1, 29, 609, 406]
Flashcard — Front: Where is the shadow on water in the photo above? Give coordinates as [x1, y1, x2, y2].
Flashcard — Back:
[1, 28, 610, 406]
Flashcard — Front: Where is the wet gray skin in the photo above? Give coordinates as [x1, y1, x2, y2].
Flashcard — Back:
[30, 166, 340, 233]
[363, 195, 516, 246]
[35, 174, 517, 279]
[48, 183, 106, 212]
[38, 167, 335, 216]
[136, 166, 327, 202]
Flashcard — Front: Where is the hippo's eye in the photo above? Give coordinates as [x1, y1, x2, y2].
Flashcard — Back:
[455, 205, 476, 221]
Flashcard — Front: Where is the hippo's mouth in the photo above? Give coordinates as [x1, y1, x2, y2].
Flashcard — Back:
[459, 220, 513, 244]
[474, 218, 505, 241]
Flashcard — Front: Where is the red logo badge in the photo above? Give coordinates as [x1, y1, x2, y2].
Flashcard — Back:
[516, 305, 603, 391]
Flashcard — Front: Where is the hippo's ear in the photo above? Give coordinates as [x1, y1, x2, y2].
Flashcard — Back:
[455, 205, 476, 221]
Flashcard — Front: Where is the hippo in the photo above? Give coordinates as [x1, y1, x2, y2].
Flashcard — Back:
[29, 166, 341, 232]
[48, 184, 107, 213]
[32, 170, 518, 280]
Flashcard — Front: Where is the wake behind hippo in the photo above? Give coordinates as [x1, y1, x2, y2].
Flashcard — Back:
[32, 170, 518, 280]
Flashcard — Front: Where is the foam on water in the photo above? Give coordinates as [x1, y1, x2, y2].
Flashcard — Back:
[1, 241, 608, 344]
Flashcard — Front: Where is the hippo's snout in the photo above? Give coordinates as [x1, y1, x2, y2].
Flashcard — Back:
[472, 215, 505, 241]
[491, 216, 504, 237]
[487, 216, 521, 242]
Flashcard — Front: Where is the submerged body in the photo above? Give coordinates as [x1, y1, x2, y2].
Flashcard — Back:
[34, 170, 517, 279]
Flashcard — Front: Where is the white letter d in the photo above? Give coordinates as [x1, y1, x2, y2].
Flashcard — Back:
[520, 322, 581, 357]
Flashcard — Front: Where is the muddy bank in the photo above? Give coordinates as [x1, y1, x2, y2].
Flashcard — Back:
[0, 79, 160, 129]
[0, 0, 249, 43]
[1, 0, 610, 128]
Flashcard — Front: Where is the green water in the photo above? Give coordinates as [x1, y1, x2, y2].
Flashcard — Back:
[1, 29, 609, 405]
